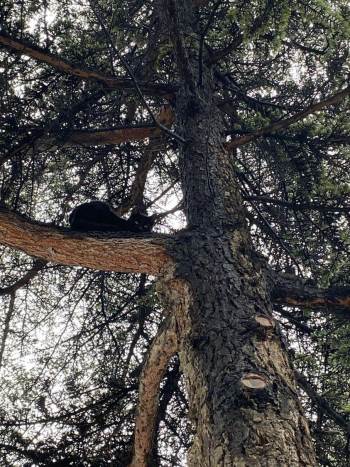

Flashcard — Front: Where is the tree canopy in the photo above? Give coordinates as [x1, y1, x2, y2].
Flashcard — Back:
[0, 0, 349, 465]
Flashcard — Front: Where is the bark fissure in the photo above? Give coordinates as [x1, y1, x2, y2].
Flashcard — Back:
[170, 232, 316, 466]
[0, 2, 324, 465]
[157, 0, 318, 463]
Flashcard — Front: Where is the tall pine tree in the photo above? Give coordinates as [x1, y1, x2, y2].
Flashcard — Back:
[0, 0, 349, 465]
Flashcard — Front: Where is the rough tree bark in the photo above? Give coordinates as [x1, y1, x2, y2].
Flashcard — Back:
[0, 207, 171, 274]
[154, 0, 317, 465]
[0, 1, 326, 464]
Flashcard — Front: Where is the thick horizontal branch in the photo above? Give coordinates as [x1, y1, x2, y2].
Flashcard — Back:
[3, 106, 174, 165]
[271, 273, 350, 310]
[2, 126, 160, 167]
[0, 32, 175, 96]
[3, 206, 349, 306]
[68, 105, 174, 147]
[0, 207, 172, 275]
[66, 125, 162, 146]
[226, 86, 350, 149]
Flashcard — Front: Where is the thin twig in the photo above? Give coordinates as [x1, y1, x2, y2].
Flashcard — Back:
[238, 174, 303, 275]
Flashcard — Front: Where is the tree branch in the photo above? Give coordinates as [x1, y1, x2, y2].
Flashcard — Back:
[0, 89, 105, 168]
[0, 207, 172, 275]
[66, 125, 162, 146]
[244, 195, 350, 213]
[1, 126, 159, 168]
[118, 105, 175, 214]
[295, 370, 350, 434]
[275, 306, 314, 335]
[2, 108, 174, 168]
[89, 3, 184, 144]
[225, 86, 350, 149]
[130, 315, 178, 467]
[271, 273, 350, 311]
[130, 274, 190, 467]
[0, 292, 15, 369]
[0, 259, 47, 295]
[0, 32, 175, 96]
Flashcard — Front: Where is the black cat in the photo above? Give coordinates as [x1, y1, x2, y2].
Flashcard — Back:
[69, 201, 155, 233]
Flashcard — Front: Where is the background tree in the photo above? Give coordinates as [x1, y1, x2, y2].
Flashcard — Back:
[0, 0, 349, 465]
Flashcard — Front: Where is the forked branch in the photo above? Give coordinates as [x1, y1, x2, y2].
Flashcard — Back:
[131, 276, 190, 467]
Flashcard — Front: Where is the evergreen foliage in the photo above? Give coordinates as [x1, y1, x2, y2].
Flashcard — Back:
[0, 0, 349, 465]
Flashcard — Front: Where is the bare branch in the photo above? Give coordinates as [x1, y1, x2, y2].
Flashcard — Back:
[0, 207, 172, 275]
[118, 105, 175, 214]
[66, 125, 161, 146]
[225, 86, 350, 149]
[0, 293, 15, 369]
[131, 276, 190, 467]
[130, 315, 178, 467]
[68, 107, 172, 150]
[295, 370, 350, 434]
[0, 259, 47, 295]
[1, 126, 150, 165]
[271, 273, 350, 310]
[0, 32, 175, 96]
[2, 108, 174, 168]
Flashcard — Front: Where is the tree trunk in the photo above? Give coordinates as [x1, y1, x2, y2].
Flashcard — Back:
[170, 233, 316, 466]
[161, 2, 317, 464]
